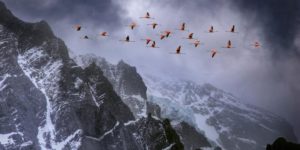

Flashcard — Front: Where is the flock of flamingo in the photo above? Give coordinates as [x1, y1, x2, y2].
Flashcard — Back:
[73, 12, 261, 58]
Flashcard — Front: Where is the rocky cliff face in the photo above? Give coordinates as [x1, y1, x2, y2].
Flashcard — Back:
[73, 54, 161, 119]
[0, 2, 183, 150]
[266, 137, 300, 150]
[143, 75, 297, 150]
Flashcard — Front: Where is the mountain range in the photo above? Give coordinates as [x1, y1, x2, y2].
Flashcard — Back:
[0, 1, 297, 150]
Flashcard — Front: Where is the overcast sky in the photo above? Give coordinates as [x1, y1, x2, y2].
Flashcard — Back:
[2, 0, 300, 140]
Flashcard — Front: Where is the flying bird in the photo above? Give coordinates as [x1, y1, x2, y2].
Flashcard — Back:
[80, 35, 89, 39]
[141, 38, 152, 45]
[169, 46, 184, 54]
[140, 12, 154, 19]
[176, 46, 182, 54]
[148, 41, 159, 48]
[162, 30, 172, 38]
[160, 34, 166, 40]
[208, 26, 217, 33]
[80, 35, 96, 40]
[157, 31, 171, 39]
[74, 25, 82, 31]
[128, 22, 138, 30]
[176, 46, 181, 54]
[226, 25, 238, 33]
[223, 40, 235, 48]
[100, 32, 109, 37]
[211, 49, 217, 58]
[253, 41, 261, 48]
[191, 40, 202, 47]
[176, 22, 189, 31]
[227, 40, 232, 48]
[147, 22, 159, 29]
[120, 35, 135, 42]
[183, 33, 195, 40]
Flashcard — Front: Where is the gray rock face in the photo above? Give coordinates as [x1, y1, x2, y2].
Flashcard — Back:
[144, 76, 297, 150]
[0, 2, 183, 150]
[81, 115, 184, 150]
[73, 54, 151, 119]
[173, 122, 211, 150]
[266, 137, 300, 150]
[0, 23, 45, 150]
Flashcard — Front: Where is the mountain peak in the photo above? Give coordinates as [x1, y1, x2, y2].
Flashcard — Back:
[0, 1, 55, 49]
[0, 1, 13, 17]
[117, 59, 130, 67]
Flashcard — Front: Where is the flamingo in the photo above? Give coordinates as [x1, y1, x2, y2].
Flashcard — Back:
[148, 41, 159, 48]
[223, 40, 234, 48]
[227, 40, 232, 48]
[80, 35, 96, 40]
[140, 12, 154, 19]
[141, 38, 152, 45]
[253, 41, 261, 48]
[184, 33, 195, 40]
[83, 35, 89, 39]
[169, 46, 184, 54]
[211, 49, 217, 58]
[160, 34, 166, 40]
[208, 26, 217, 33]
[120, 35, 135, 42]
[163, 30, 172, 38]
[74, 25, 82, 31]
[191, 40, 201, 47]
[148, 22, 159, 29]
[80, 35, 98, 40]
[158, 31, 172, 39]
[100, 32, 109, 37]
[128, 22, 138, 30]
[226, 25, 238, 33]
[176, 22, 188, 31]
[176, 46, 181, 54]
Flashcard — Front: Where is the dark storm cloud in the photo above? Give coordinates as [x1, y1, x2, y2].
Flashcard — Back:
[160, 0, 223, 10]
[227, 0, 300, 139]
[160, 0, 300, 58]
[2, 0, 122, 29]
[229, 0, 300, 58]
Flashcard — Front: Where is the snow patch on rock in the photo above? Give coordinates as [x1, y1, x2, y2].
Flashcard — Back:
[17, 47, 81, 150]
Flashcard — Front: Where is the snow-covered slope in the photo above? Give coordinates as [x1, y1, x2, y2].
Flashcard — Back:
[17, 45, 84, 150]
[143, 75, 297, 150]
